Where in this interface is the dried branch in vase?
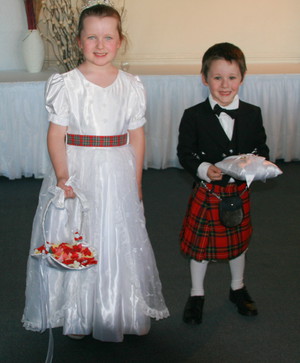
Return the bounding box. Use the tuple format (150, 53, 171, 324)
(33, 0, 43, 23)
(40, 0, 83, 72)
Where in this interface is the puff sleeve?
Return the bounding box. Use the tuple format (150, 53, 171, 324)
(127, 75, 147, 130)
(45, 73, 70, 126)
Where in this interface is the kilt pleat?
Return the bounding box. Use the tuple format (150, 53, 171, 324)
(180, 182, 252, 261)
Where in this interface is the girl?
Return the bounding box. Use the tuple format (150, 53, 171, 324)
(22, 1, 169, 342)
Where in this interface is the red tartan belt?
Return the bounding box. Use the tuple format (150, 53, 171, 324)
(67, 133, 128, 147)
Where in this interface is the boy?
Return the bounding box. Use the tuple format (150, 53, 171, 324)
(177, 42, 269, 324)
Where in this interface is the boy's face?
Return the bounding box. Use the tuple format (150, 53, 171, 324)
(202, 59, 244, 107)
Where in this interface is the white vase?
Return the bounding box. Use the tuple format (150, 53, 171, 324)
(22, 30, 45, 73)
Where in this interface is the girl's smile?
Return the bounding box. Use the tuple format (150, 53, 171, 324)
(202, 59, 244, 107)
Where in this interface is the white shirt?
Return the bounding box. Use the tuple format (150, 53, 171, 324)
(197, 95, 239, 182)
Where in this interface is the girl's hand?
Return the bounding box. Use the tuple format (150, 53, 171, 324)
(57, 178, 76, 199)
(137, 184, 143, 201)
(207, 165, 223, 181)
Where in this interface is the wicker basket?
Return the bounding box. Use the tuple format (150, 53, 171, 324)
(32, 190, 97, 270)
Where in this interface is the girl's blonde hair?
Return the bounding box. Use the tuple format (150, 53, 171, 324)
(78, 4, 127, 45)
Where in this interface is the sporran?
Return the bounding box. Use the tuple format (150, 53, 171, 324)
(219, 195, 243, 227)
(201, 181, 246, 228)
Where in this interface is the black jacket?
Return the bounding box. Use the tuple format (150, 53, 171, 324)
(177, 98, 270, 185)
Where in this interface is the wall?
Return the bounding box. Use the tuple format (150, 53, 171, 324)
(119, 0, 300, 72)
(0, 0, 27, 70)
(1, 0, 299, 73)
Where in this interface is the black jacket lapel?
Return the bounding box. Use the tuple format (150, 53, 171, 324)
(203, 99, 232, 150)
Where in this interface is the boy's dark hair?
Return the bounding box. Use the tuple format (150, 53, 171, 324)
(201, 42, 247, 80)
(77, 4, 126, 43)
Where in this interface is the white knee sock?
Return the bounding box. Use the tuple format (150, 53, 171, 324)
(229, 251, 246, 291)
(190, 259, 209, 296)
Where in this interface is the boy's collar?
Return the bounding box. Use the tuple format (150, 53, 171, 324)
(209, 94, 240, 110)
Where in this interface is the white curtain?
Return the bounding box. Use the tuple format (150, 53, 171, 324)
(1, 74, 300, 179)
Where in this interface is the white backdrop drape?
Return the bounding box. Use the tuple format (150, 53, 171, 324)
(1, 72, 300, 179)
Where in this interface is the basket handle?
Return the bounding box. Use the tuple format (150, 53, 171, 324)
(42, 182, 88, 246)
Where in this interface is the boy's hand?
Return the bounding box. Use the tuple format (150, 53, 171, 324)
(207, 165, 223, 181)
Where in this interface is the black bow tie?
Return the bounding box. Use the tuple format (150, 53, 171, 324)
(213, 104, 238, 118)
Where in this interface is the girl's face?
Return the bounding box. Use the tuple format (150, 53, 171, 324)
(202, 59, 244, 106)
(78, 15, 121, 68)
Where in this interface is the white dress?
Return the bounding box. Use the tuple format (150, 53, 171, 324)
(22, 69, 169, 342)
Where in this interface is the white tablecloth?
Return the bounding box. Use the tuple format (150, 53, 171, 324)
(1, 72, 300, 179)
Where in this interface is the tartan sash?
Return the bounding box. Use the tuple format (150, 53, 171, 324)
(67, 133, 128, 147)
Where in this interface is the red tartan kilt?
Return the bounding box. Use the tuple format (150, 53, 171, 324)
(180, 182, 252, 261)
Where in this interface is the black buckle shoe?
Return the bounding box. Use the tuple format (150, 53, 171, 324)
(183, 296, 204, 324)
(229, 286, 258, 316)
